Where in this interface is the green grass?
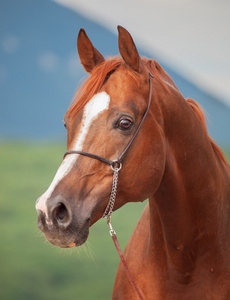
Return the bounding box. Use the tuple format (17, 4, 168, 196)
(0, 141, 146, 300)
(0, 142, 229, 300)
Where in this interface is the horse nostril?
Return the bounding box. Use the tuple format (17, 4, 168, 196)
(53, 202, 70, 225)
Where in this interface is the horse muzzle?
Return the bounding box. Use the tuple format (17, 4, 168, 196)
(36, 196, 90, 248)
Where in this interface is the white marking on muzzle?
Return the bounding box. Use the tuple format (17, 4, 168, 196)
(36, 92, 110, 217)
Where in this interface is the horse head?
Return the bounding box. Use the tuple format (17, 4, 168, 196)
(35, 26, 166, 248)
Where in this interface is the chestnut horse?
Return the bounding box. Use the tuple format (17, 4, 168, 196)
(36, 26, 230, 299)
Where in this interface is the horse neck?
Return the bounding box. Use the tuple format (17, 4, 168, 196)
(148, 89, 230, 279)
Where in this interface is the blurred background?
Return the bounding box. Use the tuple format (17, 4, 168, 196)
(0, 0, 229, 299)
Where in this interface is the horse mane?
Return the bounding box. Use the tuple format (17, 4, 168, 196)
(145, 58, 229, 169)
(186, 98, 229, 169)
(66, 57, 123, 117)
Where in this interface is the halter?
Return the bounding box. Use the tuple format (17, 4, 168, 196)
(64, 72, 153, 218)
(63, 72, 153, 299)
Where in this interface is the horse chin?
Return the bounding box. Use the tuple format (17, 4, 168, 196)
(72, 223, 90, 247)
(43, 219, 90, 248)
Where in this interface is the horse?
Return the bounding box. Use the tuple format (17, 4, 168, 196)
(36, 26, 230, 299)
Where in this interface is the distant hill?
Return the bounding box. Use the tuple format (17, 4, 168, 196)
(0, 0, 229, 147)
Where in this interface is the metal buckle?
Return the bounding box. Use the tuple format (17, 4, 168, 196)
(107, 216, 116, 236)
(111, 161, 122, 172)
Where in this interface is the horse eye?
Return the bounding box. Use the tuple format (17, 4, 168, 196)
(64, 123, 67, 129)
(118, 118, 133, 130)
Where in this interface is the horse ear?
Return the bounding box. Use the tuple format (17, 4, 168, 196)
(77, 28, 105, 73)
(118, 26, 141, 73)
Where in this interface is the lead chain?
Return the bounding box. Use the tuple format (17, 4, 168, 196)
(102, 168, 120, 219)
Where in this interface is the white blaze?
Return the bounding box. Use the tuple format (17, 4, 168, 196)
(36, 92, 110, 215)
